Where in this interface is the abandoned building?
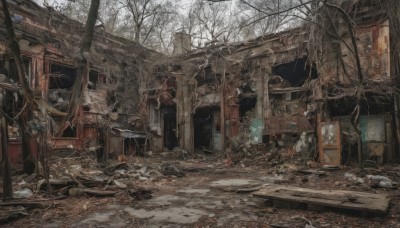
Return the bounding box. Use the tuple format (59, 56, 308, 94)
(0, 0, 399, 167)
(143, 0, 400, 166)
(1, 0, 400, 226)
(0, 0, 160, 164)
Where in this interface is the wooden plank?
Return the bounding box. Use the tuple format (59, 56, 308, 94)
(253, 185, 389, 214)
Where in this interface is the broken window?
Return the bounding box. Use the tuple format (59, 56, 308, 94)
(272, 57, 317, 87)
(239, 96, 257, 122)
(0, 56, 31, 84)
(48, 63, 78, 138)
(195, 65, 220, 86)
(62, 126, 77, 137)
(49, 64, 76, 89)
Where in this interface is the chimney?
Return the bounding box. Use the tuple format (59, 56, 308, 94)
(173, 32, 191, 55)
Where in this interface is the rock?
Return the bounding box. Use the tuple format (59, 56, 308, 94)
(113, 180, 127, 189)
(344, 172, 364, 184)
(68, 165, 82, 175)
(114, 169, 127, 176)
(68, 188, 85, 197)
(14, 188, 33, 199)
(138, 166, 148, 176)
(139, 176, 149, 181)
(301, 177, 308, 183)
(261, 207, 275, 214)
(128, 187, 153, 200)
(161, 164, 184, 177)
(367, 175, 393, 189)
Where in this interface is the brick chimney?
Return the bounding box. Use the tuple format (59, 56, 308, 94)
(173, 32, 191, 55)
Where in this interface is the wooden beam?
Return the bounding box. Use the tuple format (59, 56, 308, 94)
(253, 185, 390, 215)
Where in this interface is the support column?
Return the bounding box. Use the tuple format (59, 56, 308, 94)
(176, 73, 193, 153)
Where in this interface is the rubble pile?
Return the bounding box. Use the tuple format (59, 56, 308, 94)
(226, 110, 271, 162)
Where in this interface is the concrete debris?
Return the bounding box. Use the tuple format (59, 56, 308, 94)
(113, 180, 127, 189)
(128, 187, 153, 200)
(366, 175, 394, 189)
(161, 164, 184, 177)
(13, 189, 33, 199)
(344, 173, 365, 184)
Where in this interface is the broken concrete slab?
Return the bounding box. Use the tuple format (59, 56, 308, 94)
(177, 188, 211, 195)
(124, 207, 214, 224)
(210, 179, 260, 187)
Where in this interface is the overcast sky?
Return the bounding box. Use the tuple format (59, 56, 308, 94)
(33, 0, 197, 7)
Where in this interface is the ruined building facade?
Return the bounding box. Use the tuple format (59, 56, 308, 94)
(144, 0, 400, 165)
(0, 0, 399, 166)
(0, 1, 159, 163)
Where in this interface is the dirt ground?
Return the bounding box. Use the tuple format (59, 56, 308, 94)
(2, 151, 400, 228)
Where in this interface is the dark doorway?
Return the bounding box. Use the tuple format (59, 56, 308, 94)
(193, 108, 214, 150)
(163, 106, 178, 150)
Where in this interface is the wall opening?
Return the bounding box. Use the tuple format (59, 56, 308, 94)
(239, 96, 257, 122)
(49, 64, 77, 89)
(272, 57, 317, 87)
(62, 126, 77, 137)
(195, 65, 220, 86)
(193, 107, 214, 151)
(0, 56, 31, 84)
(48, 63, 78, 138)
(163, 106, 177, 150)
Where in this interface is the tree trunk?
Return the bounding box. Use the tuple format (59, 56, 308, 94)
(0, 88, 12, 199)
(135, 25, 141, 43)
(1, 0, 36, 176)
(57, 0, 100, 137)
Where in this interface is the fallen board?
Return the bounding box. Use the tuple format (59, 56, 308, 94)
(253, 185, 389, 215)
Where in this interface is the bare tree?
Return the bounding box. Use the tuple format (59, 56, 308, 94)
(57, 0, 100, 136)
(119, 0, 172, 44)
(1, 0, 38, 198)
